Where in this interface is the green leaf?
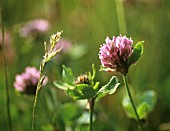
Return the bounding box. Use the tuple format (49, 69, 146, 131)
(93, 82, 100, 91)
(122, 96, 136, 119)
(67, 88, 84, 100)
(53, 81, 74, 91)
(87, 64, 96, 86)
(67, 84, 96, 100)
(98, 76, 120, 95)
(62, 65, 75, 85)
(127, 41, 144, 67)
(76, 84, 96, 99)
(122, 90, 157, 120)
(59, 103, 82, 126)
(138, 90, 157, 118)
(137, 102, 150, 119)
(92, 64, 96, 80)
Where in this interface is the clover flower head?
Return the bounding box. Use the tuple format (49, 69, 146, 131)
(13, 67, 48, 95)
(20, 19, 50, 38)
(99, 35, 133, 74)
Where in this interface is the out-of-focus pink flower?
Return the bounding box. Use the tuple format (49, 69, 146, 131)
(99, 35, 133, 74)
(20, 19, 50, 38)
(54, 39, 72, 53)
(14, 67, 48, 95)
(51, 38, 72, 62)
(0, 31, 12, 48)
(0, 31, 16, 64)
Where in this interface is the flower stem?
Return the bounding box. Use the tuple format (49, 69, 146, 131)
(88, 98, 95, 131)
(90, 109, 93, 131)
(0, 0, 12, 130)
(123, 75, 144, 131)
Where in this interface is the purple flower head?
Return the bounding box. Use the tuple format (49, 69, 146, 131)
(13, 67, 48, 95)
(99, 35, 133, 74)
(20, 19, 50, 38)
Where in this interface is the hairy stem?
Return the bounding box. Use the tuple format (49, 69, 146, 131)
(123, 75, 144, 131)
(0, 0, 12, 130)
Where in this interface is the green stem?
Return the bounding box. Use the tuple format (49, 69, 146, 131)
(0, 0, 12, 130)
(123, 75, 144, 131)
(88, 98, 94, 131)
(90, 109, 93, 131)
(32, 80, 42, 130)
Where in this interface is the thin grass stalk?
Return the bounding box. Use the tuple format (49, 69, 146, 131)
(0, 0, 12, 130)
(115, 0, 127, 35)
(32, 60, 46, 130)
(32, 31, 62, 130)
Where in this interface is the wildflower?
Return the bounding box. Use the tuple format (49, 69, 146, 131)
(20, 19, 50, 38)
(54, 64, 120, 131)
(99, 35, 133, 75)
(99, 35, 145, 130)
(13, 67, 48, 95)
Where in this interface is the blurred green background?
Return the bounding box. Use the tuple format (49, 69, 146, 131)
(1, 0, 170, 130)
